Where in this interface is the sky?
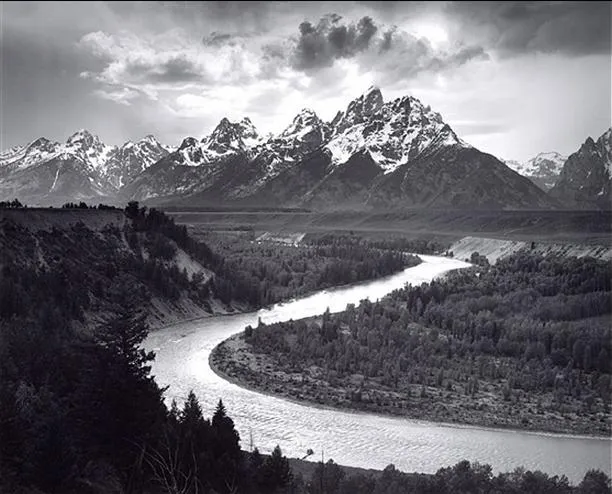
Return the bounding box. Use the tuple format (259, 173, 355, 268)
(0, 1, 610, 162)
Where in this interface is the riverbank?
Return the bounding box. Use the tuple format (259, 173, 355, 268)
(210, 332, 611, 438)
(146, 251, 425, 331)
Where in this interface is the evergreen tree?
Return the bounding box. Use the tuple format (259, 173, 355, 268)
(96, 299, 155, 379)
(210, 399, 243, 493)
(261, 445, 293, 491)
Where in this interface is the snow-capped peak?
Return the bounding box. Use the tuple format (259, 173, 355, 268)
(0, 137, 63, 171)
(0, 130, 172, 195)
(237, 117, 261, 146)
(333, 86, 384, 135)
(506, 151, 567, 177)
(64, 129, 117, 171)
(325, 90, 463, 173)
(66, 129, 99, 147)
(179, 137, 198, 151)
(280, 108, 326, 140)
(202, 117, 263, 155)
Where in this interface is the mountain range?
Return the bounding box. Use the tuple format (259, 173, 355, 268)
(504, 152, 567, 191)
(1, 87, 610, 210)
(0, 131, 170, 205)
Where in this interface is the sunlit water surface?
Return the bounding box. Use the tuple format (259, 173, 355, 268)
(144, 255, 611, 482)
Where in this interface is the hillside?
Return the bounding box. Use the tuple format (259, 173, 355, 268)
(0, 208, 223, 330)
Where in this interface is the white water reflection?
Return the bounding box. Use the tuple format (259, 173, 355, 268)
(144, 255, 611, 483)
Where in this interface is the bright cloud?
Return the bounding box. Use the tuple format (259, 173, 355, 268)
(2, 1, 610, 162)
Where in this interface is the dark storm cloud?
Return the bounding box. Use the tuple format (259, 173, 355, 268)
(202, 32, 236, 47)
(124, 55, 204, 83)
(292, 14, 379, 70)
(372, 29, 488, 82)
(438, 46, 489, 68)
(446, 1, 611, 56)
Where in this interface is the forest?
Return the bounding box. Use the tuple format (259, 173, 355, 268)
(1, 202, 610, 493)
(216, 251, 612, 436)
(193, 229, 422, 307)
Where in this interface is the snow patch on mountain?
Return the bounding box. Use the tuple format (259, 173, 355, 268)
(506, 152, 567, 177)
(0, 131, 172, 200)
(325, 90, 466, 173)
(0, 138, 62, 171)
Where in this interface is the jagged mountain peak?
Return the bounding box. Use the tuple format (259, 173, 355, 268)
(141, 134, 161, 144)
(27, 137, 59, 153)
(385, 94, 444, 124)
(325, 89, 463, 172)
(236, 117, 260, 142)
(280, 108, 326, 139)
(66, 129, 100, 146)
(121, 134, 165, 151)
(534, 151, 565, 160)
(334, 86, 385, 134)
(179, 137, 199, 151)
(505, 150, 567, 191)
(549, 127, 611, 208)
(204, 116, 262, 154)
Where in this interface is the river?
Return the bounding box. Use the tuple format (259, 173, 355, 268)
(143, 254, 611, 483)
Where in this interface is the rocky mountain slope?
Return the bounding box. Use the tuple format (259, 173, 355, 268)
(2, 87, 558, 210)
(125, 87, 553, 210)
(505, 152, 567, 191)
(0, 131, 169, 205)
(243, 88, 555, 209)
(549, 128, 611, 209)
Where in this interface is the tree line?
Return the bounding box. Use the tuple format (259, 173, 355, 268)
(199, 229, 421, 308)
(0, 202, 610, 492)
(242, 251, 611, 434)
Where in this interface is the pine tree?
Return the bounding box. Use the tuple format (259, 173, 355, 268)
(210, 399, 243, 492)
(180, 391, 204, 426)
(262, 445, 293, 490)
(96, 300, 155, 378)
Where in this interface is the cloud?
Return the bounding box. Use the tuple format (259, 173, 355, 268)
(124, 55, 205, 83)
(292, 14, 379, 70)
(75, 9, 493, 124)
(93, 87, 140, 106)
(446, 1, 611, 57)
(202, 32, 238, 47)
(78, 28, 269, 97)
(360, 28, 488, 85)
(78, 31, 207, 87)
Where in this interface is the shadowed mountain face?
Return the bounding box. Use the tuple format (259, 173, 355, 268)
(549, 128, 612, 210)
(2, 88, 558, 210)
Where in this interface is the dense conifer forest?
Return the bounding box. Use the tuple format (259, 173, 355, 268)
(214, 252, 612, 436)
(192, 230, 424, 307)
(1, 202, 610, 493)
